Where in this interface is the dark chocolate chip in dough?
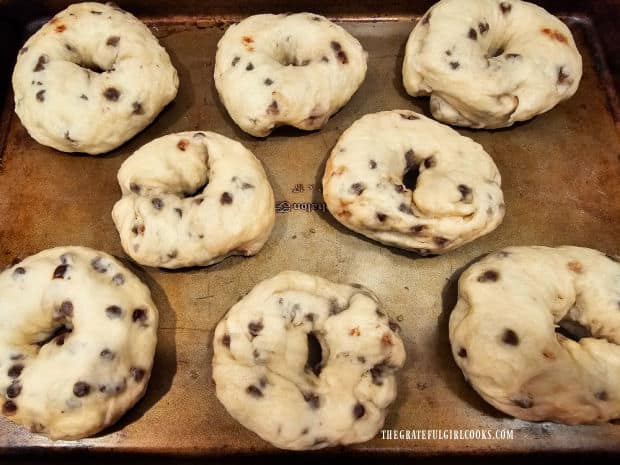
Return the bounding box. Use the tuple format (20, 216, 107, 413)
(100, 349, 115, 360)
(106, 36, 120, 46)
(264, 78, 273, 86)
(376, 308, 386, 318)
(395, 184, 405, 193)
(595, 390, 609, 401)
(369, 160, 377, 169)
(152, 198, 164, 210)
(388, 320, 401, 332)
(112, 273, 125, 285)
(103, 87, 120, 101)
(132, 101, 144, 115)
(421, 12, 431, 25)
(477, 270, 499, 282)
(350, 182, 366, 195)
(174, 208, 183, 218)
(19, 46, 28, 55)
(404, 149, 416, 170)
(8, 364, 24, 378)
(246, 62, 254, 71)
(105, 305, 122, 319)
(376, 213, 387, 223)
(458, 347, 467, 358)
(2, 400, 17, 416)
(330, 41, 342, 52)
(52, 264, 68, 279)
(433, 236, 449, 246)
(73, 381, 91, 397)
(246, 385, 263, 398)
(370, 362, 386, 386)
(36, 90, 46, 102)
(129, 182, 141, 193)
(336, 50, 348, 64)
(502, 329, 519, 346)
(303, 392, 320, 409)
(132, 308, 147, 323)
(220, 192, 233, 204)
(130, 367, 146, 382)
(248, 321, 263, 337)
(353, 402, 365, 419)
(91, 256, 107, 273)
(6, 381, 22, 398)
(458, 184, 472, 200)
(241, 182, 254, 189)
(167, 250, 178, 259)
(450, 61, 460, 70)
(305, 313, 315, 323)
(357, 356, 366, 363)
(321, 55, 329, 63)
(468, 28, 478, 40)
(328, 298, 341, 316)
(558, 66, 570, 85)
(58, 300, 73, 318)
(91, 10, 102, 14)
(424, 156, 436, 169)
(399, 203, 413, 215)
(33, 55, 48, 72)
(267, 100, 279, 115)
(232, 56, 240, 66)
(222, 334, 231, 347)
(13, 267, 26, 277)
(478, 22, 490, 35)
(500, 2, 512, 14)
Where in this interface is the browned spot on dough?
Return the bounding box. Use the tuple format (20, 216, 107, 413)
(381, 333, 393, 346)
(541, 28, 568, 44)
(567, 261, 583, 273)
(55, 24, 67, 33)
(177, 139, 189, 151)
(542, 349, 555, 360)
(350, 327, 361, 336)
(242, 36, 255, 52)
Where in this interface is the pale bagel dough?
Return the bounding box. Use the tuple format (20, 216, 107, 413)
(450, 246, 620, 424)
(403, 0, 582, 128)
(212, 271, 406, 450)
(12, 2, 179, 154)
(322, 110, 504, 255)
(214, 13, 367, 137)
(0, 246, 158, 439)
(112, 131, 275, 269)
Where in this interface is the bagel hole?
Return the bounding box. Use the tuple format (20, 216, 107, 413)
(403, 164, 420, 191)
(555, 318, 592, 342)
(305, 332, 323, 376)
(35, 324, 73, 347)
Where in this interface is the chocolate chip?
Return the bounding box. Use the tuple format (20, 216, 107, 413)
(303, 392, 320, 409)
(132, 308, 147, 323)
(91, 257, 107, 273)
(357, 356, 366, 363)
(91, 10, 102, 14)
(350, 182, 365, 195)
(502, 329, 519, 346)
(246, 385, 263, 398)
(468, 28, 478, 40)
(500, 2, 512, 14)
(369, 160, 377, 169)
(450, 61, 460, 70)
(13, 267, 26, 277)
(376, 213, 387, 222)
(248, 321, 263, 337)
(73, 381, 91, 397)
(220, 192, 233, 205)
(52, 264, 68, 279)
(222, 334, 231, 347)
(330, 41, 342, 51)
(478, 22, 490, 35)
(130, 367, 146, 382)
(112, 273, 125, 285)
(19, 46, 28, 55)
(395, 184, 405, 193)
(336, 50, 348, 64)
(152, 198, 164, 210)
(458, 347, 467, 358)
(264, 78, 273, 86)
(595, 390, 609, 401)
(388, 320, 401, 333)
(512, 396, 532, 409)
(458, 184, 472, 200)
(477, 270, 499, 282)
(241, 182, 254, 189)
(58, 300, 73, 318)
(6, 382, 22, 398)
(434, 237, 449, 246)
(103, 87, 120, 101)
(305, 313, 315, 323)
(177, 139, 189, 151)
(132, 101, 144, 115)
(100, 349, 115, 360)
(301, 428, 309, 435)
(33, 54, 48, 72)
(8, 364, 23, 378)
(246, 62, 254, 71)
(353, 402, 365, 419)
(376, 308, 386, 318)
(267, 100, 279, 115)
(558, 66, 569, 85)
(232, 56, 240, 66)
(370, 362, 386, 386)
(105, 305, 122, 319)
(106, 36, 120, 46)
(64, 131, 76, 143)
(398, 203, 413, 215)
(2, 400, 17, 415)
(424, 157, 436, 169)
(36, 90, 46, 102)
(404, 149, 416, 170)
(321, 56, 329, 63)
(174, 208, 183, 218)
(421, 12, 431, 24)
(194, 198, 204, 205)
(400, 113, 419, 120)
(328, 298, 341, 316)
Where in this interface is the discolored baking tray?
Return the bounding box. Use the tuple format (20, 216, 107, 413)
(1, 0, 620, 461)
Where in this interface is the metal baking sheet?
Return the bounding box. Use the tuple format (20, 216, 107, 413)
(1, 0, 620, 458)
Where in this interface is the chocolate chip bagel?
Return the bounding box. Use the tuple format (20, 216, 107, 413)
(450, 246, 620, 424)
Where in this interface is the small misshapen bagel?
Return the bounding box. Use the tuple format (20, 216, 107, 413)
(449, 246, 620, 424)
(12, 2, 179, 154)
(112, 131, 275, 269)
(212, 271, 405, 450)
(214, 13, 367, 137)
(403, 0, 582, 128)
(0, 246, 158, 439)
(322, 110, 504, 255)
